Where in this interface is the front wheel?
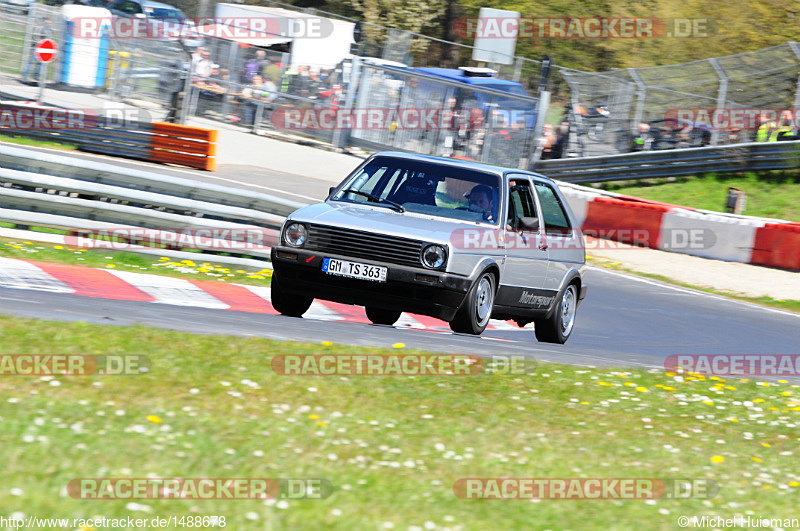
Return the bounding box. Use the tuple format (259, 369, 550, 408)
(534, 283, 578, 344)
(449, 272, 495, 335)
(270, 271, 312, 317)
(365, 307, 401, 325)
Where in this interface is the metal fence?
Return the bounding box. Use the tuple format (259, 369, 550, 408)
(4, 3, 800, 174)
(347, 62, 539, 167)
(560, 43, 800, 158)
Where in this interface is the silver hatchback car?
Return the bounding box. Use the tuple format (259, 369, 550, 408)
(270, 152, 587, 343)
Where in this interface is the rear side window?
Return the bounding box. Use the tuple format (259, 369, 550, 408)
(534, 182, 571, 232)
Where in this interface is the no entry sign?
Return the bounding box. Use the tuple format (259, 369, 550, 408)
(34, 39, 57, 63)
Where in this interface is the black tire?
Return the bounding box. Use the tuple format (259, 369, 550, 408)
(365, 307, 401, 325)
(534, 283, 578, 344)
(270, 270, 312, 317)
(449, 271, 495, 335)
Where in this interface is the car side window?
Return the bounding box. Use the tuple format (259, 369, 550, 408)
(534, 182, 571, 233)
(506, 179, 537, 231)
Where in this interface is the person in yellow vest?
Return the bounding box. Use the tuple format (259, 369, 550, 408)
(756, 114, 777, 142)
(769, 111, 796, 141)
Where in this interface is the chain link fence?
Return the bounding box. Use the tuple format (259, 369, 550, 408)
(561, 43, 800, 157)
(3, 3, 800, 169)
(346, 62, 539, 167)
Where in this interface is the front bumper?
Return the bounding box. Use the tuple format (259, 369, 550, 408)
(270, 246, 473, 321)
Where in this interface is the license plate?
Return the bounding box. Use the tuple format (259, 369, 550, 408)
(322, 258, 387, 282)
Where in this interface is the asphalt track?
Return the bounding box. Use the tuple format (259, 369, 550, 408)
(1, 146, 799, 370)
(1, 265, 798, 371)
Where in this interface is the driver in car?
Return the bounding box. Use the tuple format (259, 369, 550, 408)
(468, 185, 495, 222)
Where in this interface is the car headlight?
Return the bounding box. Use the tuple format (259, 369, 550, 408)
(421, 244, 447, 269)
(284, 222, 307, 247)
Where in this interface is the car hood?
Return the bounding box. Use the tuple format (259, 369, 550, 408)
(287, 201, 497, 247)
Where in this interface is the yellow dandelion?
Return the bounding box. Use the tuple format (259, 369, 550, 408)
(729, 418, 739, 422)
(236, 270, 247, 274)
(321, 341, 333, 346)
(309, 414, 320, 420)
(762, 485, 772, 490)
(316, 422, 328, 427)
(107, 264, 116, 268)
(781, 391, 792, 396)
(663, 386, 675, 391)
(54, 245, 64, 249)
(182, 260, 196, 265)
(789, 482, 799, 487)
(624, 382, 636, 387)
(580, 401, 589, 405)
(709, 376, 723, 382)
(703, 400, 714, 406)
(159, 257, 170, 261)
(769, 406, 779, 411)
(246, 275, 265, 279)
(725, 386, 736, 390)
(146, 415, 162, 424)
(740, 379, 750, 382)
(636, 386, 648, 392)
(761, 443, 771, 448)
(666, 372, 676, 377)
(778, 380, 788, 384)
(392, 343, 405, 349)
(753, 398, 765, 403)
(710, 455, 724, 463)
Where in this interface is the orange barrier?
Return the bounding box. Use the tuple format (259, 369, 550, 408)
(148, 122, 217, 171)
(582, 196, 671, 249)
(750, 223, 800, 270)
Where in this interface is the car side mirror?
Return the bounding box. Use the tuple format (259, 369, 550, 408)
(328, 186, 336, 197)
(518, 217, 539, 230)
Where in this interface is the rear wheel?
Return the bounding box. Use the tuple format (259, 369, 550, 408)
(270, 270, 312, 317)
(449, 271, 495, 335)
(366, 307, 401, 325)
(534, 283, 578, 344)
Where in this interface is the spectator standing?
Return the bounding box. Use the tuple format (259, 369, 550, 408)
(22, 17, 54, 84)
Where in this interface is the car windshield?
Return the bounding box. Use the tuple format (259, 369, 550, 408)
(147, 7, 184, 18)
(333, 157, 501, 224)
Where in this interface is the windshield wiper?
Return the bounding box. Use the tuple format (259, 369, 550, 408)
(341, 189, 405, 212)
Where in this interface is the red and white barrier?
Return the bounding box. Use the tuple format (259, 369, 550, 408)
(559, 183, 799, 271)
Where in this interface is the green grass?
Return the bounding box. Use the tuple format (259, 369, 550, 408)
(0, 134, 78, 150)
(0, 315, 798, 528)
(597, 172, 800, 222)
(0, 237, 273, 286)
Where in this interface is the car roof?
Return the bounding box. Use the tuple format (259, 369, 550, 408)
(368, 151, 554, 183)
(412, 67, 525, 88)
(132, 0, 178, 9)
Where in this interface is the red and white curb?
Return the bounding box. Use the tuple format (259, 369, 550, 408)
(0, 257, 528, 334)
(560, 183, 800, 270)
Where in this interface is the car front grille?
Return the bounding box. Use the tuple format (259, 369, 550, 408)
(306, 224, 424, 268)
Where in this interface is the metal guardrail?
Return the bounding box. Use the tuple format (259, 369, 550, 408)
(0, 143, 306, 216)
(536, 140, 800, 183)
(0, 145, 308, 266)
